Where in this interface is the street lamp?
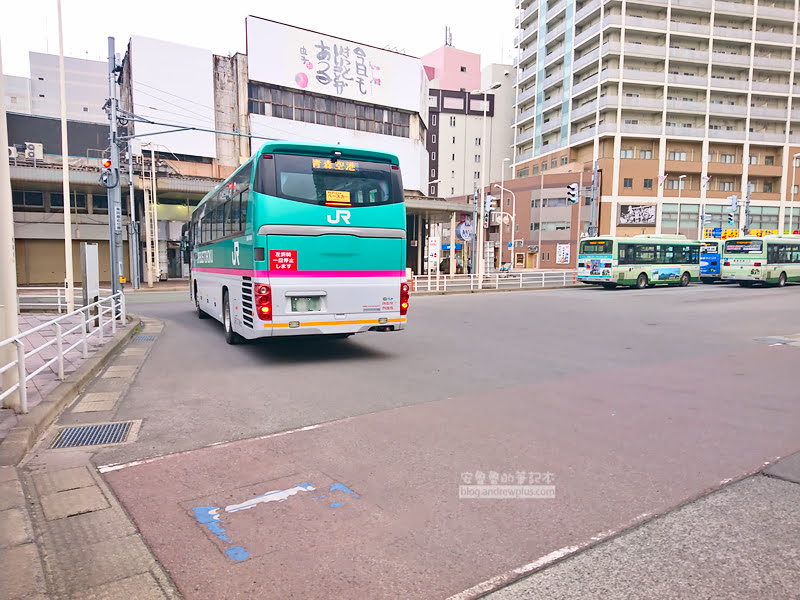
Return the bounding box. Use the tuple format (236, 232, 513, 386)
(790, 153, 800, 234)
(494, 183, 516, 271)
(471, 81, 502, 288)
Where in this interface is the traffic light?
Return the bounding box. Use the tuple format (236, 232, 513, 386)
(727, 194, 738, 226)
(100, 159, 112, 187)
(702, 213, 712, 226)
(484, 194, 494, 214)
(566, 183, 579, 204)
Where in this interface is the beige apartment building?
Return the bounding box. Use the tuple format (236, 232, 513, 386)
(512, 0, 800, 240)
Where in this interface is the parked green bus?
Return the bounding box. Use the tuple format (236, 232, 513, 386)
(720, 234, 800, 287)
(578, 234, 700, 289)
(188, 142, 408, 344)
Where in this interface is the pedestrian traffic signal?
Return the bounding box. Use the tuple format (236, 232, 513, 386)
(566, 183, 579, 204)
(727, 211, 736, 225)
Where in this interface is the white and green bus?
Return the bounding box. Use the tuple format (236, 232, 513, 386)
(578, 234, 700, 289)
(720, 234, 800, 287)
(188, 141, 409, 344)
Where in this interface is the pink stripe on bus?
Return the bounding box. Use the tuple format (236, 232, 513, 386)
(193, 267, 404, 278)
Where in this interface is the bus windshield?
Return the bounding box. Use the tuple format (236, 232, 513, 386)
(257, 153, 402, 207)
(580, 240, 613, 254)
(725, 240, 763, 254)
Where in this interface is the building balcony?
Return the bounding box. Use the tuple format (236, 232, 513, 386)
(540, 119, 563, 136)
(669, 48, 710, 63)
(541, 95, 563, 112)
(515, 149, 533, 164)
(757, 4, 795, 19)
(599, 95, 620, 111)
(575, 0, 601, 25)
(712, 78, 749, 91)
(748, 164, 783, 177)
(752, 55, 792, 71)
(668, 73, 708, 87)
(709, 103, 748, 117)
(570, 127, 598, 144)
(791, 108, 800, 121)
(666, 99, 705, 113)
(713, 26, 753, 41)
(628, 0, 667, 5)
(515, 85, 537, 107)
(749, 131, 785, 143)
(547, 0, 567, 23)
(624, 16, 668, 31)
(573, 48, 600, 72)
(750, 106, 788, 120)
(665, 160, 703, 173)
(755, 30, 794, 45)
(715, 0, 756, 16)
(671, 0, 713, 10)
(711, 52, 752, 68)
(543, 70, 565, 92)
(621, 123, 662, 135)
(515, 2, 538, 28)
(669, 21, 711, 36)
(623, 68, 666, 84)
(707, 129, 746, 140)
(572, 73, 600, 96)
(626, 96, 663, 111)
(665, 126, 705, 138)
(546, 22, 567, 45)
(623, 42, 667, 59)
(515, 106, 536, 127)
(515, 128, 535, 145)
(544, 46, 566, 69)
(707, 162, 744, 175)
(574, 22, 602, 47)
(751, 81, 790, 94)
(514, 44, 538, 68)
(516, 23, 537, 48)
(570, 99, 598, 120)
(517, 65, 537, 87)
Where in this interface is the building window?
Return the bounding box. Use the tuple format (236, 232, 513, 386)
(460, 66, 467, 72)
(765, 156, 774, 166)
(749, 156, 758, 165)
(560, 156, 568, 165)
(452, 154, 456, 160)
(452, 136, 456, 143)
(620, 149, 634, 158)
(624, 119, 639, 125)
(431, 114, 437, 126)
(50, 193, 87, 210)
(431, 134, 436, 143)
(551, 159, 557, 168)
(83, 107, 88, 112)
(623, 178, 633, 188)
(669, 151, 687, 161)
(793, 185, 799, 194)
(431, 168, 436, 178)
(721, 154, 735, 163)
(92, 194, 109, 212)
(643, 179, 653, 189)
(506, 197, 511, 207)
(720, 181, 734, 191)
(451, 170, 455, 178)
(667, 179, 686, 190)
(763, 182, 773, 193)
(640, 150, 653, 159)
(475, 154, 481, 163)
(542, 162, 548, 171)
(450, 116, 456, 126)
(519, 167, 530, 177)
(431, 151, 436, 160)
(474, 171, 480, 179)
(475, 137, 481, 146)
(451, 187, 455, 195)
(531, 165, 539, 175)
(11, 190, 44, 209)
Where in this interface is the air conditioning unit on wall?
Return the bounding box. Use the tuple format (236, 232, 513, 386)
(24, 142, 44, 160)
(8, 146, 18, 159)
(528, 245, 539, 253)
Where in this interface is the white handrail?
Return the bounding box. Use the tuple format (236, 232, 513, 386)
(410, 270, 578, 293)
(0, 292, 127, 414)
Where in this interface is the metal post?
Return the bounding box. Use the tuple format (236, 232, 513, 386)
(478, 92, 488, 290)
(15, 339, 27, 414)
(744, 186, 751, 235)
(589, 161, 598, 237)
(1, 39, 22, 410)
(143, 186, 154, 288)
(98, 301, 104, 344)
(111, 296, 117, 335)
(58, 0, 75, 313)
(121, 293, 126, 325)
(55, 322, 64, 380)
(151, 144, 161, 282)
(790, 154, 800, 235)
(471, 182, 478, 276)
(107, 37, 123, 297)
(128, 147, 140, 288)
(81, 311, 89, 358)
(57, 287, 62, 314)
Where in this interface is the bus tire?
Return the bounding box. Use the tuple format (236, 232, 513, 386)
(635, 273, 648, 289)
(777, 272, 787, 287)
(196, 285, 209, 319)
(223, 291, 243, 345)
(679, 271, 691, 287)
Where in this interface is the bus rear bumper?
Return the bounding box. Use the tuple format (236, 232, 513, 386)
(260, 314, 406, 337)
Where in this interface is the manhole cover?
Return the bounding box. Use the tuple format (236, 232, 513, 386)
(133, 334, 156, 341)
(50, 422, 133, 449)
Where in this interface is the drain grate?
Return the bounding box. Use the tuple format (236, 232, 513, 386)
(133, 334, 156, 341)
(50, 422, 133, 449)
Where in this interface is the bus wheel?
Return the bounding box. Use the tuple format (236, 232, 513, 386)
(777, 272, 787, 287)
(679, 271, 691, 287)
(636, 273, 648, 289)
(223, 291, 243, 345)
(196, 287, 209, 319)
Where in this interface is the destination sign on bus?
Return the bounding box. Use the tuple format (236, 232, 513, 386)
(725, 240, 763, 254)
(312, 158, 357, 172)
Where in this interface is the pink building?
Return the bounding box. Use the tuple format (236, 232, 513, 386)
(420, 46, 481, 93)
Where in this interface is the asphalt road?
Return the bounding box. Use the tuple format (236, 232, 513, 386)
(83, 283, 800, 599)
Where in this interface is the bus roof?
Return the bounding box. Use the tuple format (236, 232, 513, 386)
(722, 234, 800, 242)
(254, 141, 401, 166)
(580, 234, 698, 244)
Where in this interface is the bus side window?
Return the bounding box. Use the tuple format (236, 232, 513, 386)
(223, 201, 233, 237)
(239, 187, 249, 231)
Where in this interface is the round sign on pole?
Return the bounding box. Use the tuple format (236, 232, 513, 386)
(456, 222, 473, 241)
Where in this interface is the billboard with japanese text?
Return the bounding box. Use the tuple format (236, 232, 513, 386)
(246, 18, 428, 117)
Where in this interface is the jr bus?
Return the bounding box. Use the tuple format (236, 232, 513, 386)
(577, 234, 700, 289)
(720, 234, 800, 287)
(699, 240, 721, 284)
(188, 142, 409, 344)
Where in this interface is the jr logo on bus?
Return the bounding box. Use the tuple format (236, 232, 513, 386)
(327, 209, 351, 225)
(232, 241, 240, 266)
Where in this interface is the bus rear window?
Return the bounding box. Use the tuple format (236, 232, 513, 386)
(580, 240, 613, 254)
(700, 243, 719, 253)
(725, 240, 763, 254)
(257, 153, 402, 207)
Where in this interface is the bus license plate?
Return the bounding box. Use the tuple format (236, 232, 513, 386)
(290, 297, 321, 312)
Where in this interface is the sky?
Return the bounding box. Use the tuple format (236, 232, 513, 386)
(1, 0, 518, 78)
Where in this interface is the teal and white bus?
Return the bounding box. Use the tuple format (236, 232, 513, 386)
(578, 234, 700, 289)
(188, 142, 408, 344)
(720, 234, 800, 287)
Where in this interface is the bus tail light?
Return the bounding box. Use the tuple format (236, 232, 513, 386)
(255, 284, 272, 321)
(724, 261, 730, 266)
(578, 262, 585, 268)
(604, 263, 612, 268)
(753, 262, 761, 267)
(400, 283, 409, 316)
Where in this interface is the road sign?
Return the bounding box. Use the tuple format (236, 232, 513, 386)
(455, 222, 473, 241)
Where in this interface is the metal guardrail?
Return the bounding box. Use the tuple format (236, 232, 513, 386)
(410, 270, 579, 293)
(17, 287, 113, 312)
(0, 292, 127, 414)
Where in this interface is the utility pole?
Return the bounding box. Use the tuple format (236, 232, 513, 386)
(150, 144, 161, 282)
(471, 181, 478, 275)
(127, 148, 140, 288)
(0, 41, 22, 409)
(743, 184, 751, 235)
(589, 161, 599, 237)
(106, 37, 123, 296)
(57, 0, 75, 312)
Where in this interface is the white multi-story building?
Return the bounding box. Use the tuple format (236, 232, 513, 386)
(513, 0, 800, 237)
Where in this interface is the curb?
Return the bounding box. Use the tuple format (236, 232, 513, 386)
(0, 315, 142, 467)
